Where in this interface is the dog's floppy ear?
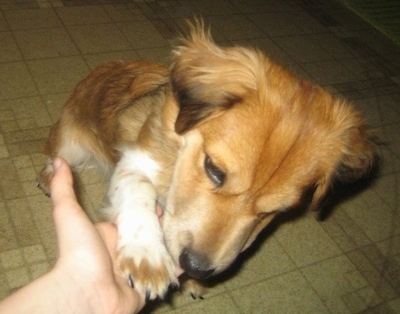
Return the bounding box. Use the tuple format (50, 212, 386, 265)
(171, 21, 263, 134)
(310, 104, 377, 211)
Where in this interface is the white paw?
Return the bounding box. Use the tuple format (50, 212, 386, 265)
(117, 242, 178, 300)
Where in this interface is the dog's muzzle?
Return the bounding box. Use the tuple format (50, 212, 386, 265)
(179, 248, 215, 279)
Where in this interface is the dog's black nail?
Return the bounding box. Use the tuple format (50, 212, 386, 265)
(199, 295, 204, 300)
(128, 274, 134, 288)
(190, 293, 196, 299)
(145, 291, 151, 302)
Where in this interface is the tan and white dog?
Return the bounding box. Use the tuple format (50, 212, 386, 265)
(38, 23, 376, 299)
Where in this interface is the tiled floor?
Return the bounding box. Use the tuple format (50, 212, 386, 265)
(0, 0, 399, 313)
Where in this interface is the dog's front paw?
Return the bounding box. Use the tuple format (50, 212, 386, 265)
(118, 244, 178, 300)
(179, 275, 206, 299)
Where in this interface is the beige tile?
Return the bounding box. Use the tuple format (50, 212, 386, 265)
(22, 181, 43, 197)
(118, 20, 168, 49)
(378, 146, 400, 175)
(27, 56, 89, 94)
(0, 32, 22, 62)
(0, 62, 37, 99)
(0, 202, 18, 252)
(330, 209, 372, 248)
(173, 294, 240, 314)
(347, 250, 397, 300)
(103, 4, 146, 22)
(0, 159, 23, 200)
(11, 154, 32, 171)
(5, 267, 30, 289)
(28, 195, 56, 259)
(14, 28, 79, 59)
(29, 261, 50, 280)
(4, 8, 62, 30)
(301, 255, 367, 313)
(224, 236, 296, 290)
(231, 271, 328, 313)
(321, 215, 361, 252)
(23, 244, 47, 263)
(0, 145, 9, 158)
(16, 166, 37, 182)
(67, 23, 131, 54)
(0, 271, 10, 300)
(343, 189, 398, 242)
(84, 50, 140, 69)
(0, 109, 14, 121)
(209, 15, 264, 40)
(42, 93, 68, 122)
(384, 123, 400, 158)
(136, 46, 173, 65)
(0, 11, 8, 31)
(358, 285, 383, 308)
(8, 198, 41, 247)
(376, 235, 400, 257)
(373, 173, 400, 210)
(3, 127, 49, 145)
(341, 290, 368, 313)
(388, 298, 400, 312)
(56, 6, 111, 25)
(17, 118, 36, 130)
(274, 214, 342, 267)
(1, 97, 49, 126)
(0, 249, 24, 269)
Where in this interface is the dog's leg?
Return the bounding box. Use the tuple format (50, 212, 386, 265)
(38, 119, 94, 196)
(104, 148, 177, 299)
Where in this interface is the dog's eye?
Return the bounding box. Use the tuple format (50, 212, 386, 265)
(204, 155, 225, 187)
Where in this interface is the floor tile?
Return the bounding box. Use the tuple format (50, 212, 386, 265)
(224, 236, 296, 290)
(118, 20, 168, 49)
(274, 214, 342, 267)
(343, 189, 398, 242)
(172, 294, 240, 314)
(230, 271, 329, 313)
(303, 60, 359, 85)
(67, 23, 131, 54)
(249, 12, 307, 37)
(27, 56, 89, 94)
(208, 15, 264, 40)
(84, 50, 140, 69)
(0, 62, 37, 99)
(301, 255, 368, 313)
(4, 8, 62, 30)
(0, 32, 22, 62)
(55, 5, 111, 25)
(273, 35, 335, 63)
(14, 27, 79, 59)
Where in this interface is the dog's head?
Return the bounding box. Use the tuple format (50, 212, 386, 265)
(163, 23, 376, 280)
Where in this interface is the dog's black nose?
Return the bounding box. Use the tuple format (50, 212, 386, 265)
(179, 249, 215, 279)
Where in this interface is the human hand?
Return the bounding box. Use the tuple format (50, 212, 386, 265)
(50, 157, 145, 313)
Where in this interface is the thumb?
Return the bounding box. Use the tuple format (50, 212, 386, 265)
(50, 158, 95, 256)
(50, 158, 77, 209)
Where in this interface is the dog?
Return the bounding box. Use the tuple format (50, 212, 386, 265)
(38, 22, 376, 300)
